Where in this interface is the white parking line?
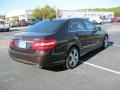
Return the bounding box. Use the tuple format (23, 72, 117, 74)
(3, 77, 16, 82)
(83, 62, 120, 75)
(0, 71, 19, 76)
(113, 44, 120, 47)
(0, 36, 9, 40)
(0, 46, 8, 49)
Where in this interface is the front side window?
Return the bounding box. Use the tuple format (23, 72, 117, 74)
(83, 20, 95, 31)
(69, 20, 86, 31)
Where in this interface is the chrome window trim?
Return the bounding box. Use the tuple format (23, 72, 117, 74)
(68, 30, 92, 32)
(68, 19, 88, 33)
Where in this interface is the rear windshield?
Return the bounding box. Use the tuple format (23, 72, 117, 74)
(26, 20, 65, 33)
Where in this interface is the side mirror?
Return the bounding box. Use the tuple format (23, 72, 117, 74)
(93, 27, 101, 33)
(93, 29, 97, 32)
(96, 27, 102, 31)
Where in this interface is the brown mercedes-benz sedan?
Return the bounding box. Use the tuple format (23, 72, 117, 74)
(9, 18, 108, 69)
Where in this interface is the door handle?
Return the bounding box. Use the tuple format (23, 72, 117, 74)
(76, 33, 79, 37)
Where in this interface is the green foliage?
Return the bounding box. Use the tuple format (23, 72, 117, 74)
(32, 8, 42, 19)
(32, 5, 120, 19)
(92, 7, 120, 17)
(0, 15, 5, 20)
(32, 5, 56, 20)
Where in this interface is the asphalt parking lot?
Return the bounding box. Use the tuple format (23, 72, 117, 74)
(0, 23, 120, 90)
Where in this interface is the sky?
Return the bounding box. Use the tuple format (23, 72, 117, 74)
(0, 0, 120, 14)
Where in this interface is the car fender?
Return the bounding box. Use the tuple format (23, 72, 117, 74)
(67, 39, 80, 53)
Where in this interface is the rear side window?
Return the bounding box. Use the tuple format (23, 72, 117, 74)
(83, 20, 95, 31)
(26, 20, 64, 33)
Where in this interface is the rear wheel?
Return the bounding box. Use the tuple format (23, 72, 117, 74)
(66, 47, 79, 69)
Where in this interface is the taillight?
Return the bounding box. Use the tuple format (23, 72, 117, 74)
(10, 39, 15, 47)
(32, 39, 57, 50)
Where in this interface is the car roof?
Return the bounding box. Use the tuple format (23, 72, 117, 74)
(43, 18, 85, 23)
(54, 18, 84, 21)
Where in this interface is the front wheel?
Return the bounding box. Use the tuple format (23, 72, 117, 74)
(65, 47, 80, 69)
(6, 28, 10, 32)
(103, 36, 108, 49)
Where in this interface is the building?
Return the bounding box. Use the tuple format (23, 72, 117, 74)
(6, 9, 114, 23)
(0, 15, 5, 20)
(6, 9, 34, 22)
(59, 10, 114, 19)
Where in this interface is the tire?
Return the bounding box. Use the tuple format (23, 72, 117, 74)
(65, 47, 80, 69)
(102, 36, 108, 49)
(6, 29, 9, 32)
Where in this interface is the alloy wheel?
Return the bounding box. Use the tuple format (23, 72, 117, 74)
(104, 36, 108, 48)
(66, 47, 79, 69)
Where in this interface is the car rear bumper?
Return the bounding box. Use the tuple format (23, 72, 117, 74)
(9, 48, 66, 67)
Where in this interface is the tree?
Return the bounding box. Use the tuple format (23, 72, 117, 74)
(0, 15, 5, 20)
(32, 7, 42, 19)
(92, 6, 120, 17)
(32, 5, 56, 20)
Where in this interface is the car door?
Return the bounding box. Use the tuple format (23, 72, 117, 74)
(77, 19, 98, 54)
(68, 19, 95, 55)
(83, 19, 103, 50)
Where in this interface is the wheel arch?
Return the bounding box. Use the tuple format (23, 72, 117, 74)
(105, 34, 109, 38)
(104, 34, 109, 42)
(67, 43, 80, 55)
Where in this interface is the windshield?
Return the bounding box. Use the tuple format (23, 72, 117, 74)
(26, 20, 65, 33)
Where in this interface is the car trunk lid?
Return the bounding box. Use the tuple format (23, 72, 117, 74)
(10, 32, 53, 54)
